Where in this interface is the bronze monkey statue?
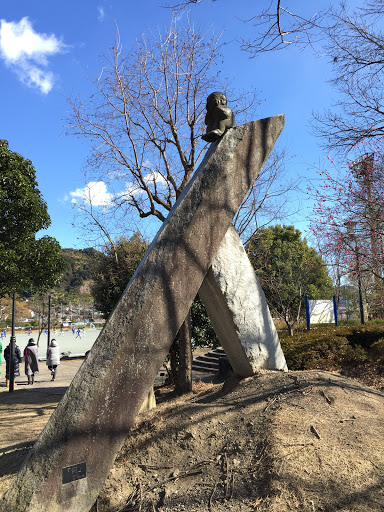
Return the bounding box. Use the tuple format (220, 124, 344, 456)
(202, 91, 235, 143)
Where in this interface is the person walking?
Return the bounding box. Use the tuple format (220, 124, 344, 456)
(4, 340, 22, 387)
(46, 338, 60, 381)
(24, 338, 39, 385)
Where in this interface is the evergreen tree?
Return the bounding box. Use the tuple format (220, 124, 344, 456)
(247, 225, 333, 335)
(0, 140, 65, 296)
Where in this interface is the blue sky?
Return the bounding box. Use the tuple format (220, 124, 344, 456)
(0, 0, 348, 249)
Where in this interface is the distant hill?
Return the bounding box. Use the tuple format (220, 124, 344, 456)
(0, 248, 103, 325)
(60, 247, 101, 296)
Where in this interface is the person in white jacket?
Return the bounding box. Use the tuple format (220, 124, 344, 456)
(46, 339, 60, 381)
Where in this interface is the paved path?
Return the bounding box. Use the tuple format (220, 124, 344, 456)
(0, 358, 85, 393)
(2, 328, 102, 360)
(0, 351, 216, 393)
(0, 358, 172, 393)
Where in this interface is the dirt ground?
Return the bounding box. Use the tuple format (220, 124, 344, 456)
(94, 371, 384, 512)
(0, 359, 82, 498)
(1, 365, 384, 511)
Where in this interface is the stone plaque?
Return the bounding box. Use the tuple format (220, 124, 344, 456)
(62, 463, 86, 484)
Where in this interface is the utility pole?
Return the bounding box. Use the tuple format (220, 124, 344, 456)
(9, 293, 16, 393)
(47, 295, 51, 349)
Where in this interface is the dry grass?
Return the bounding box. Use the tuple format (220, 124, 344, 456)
(192, 380, 215, 394)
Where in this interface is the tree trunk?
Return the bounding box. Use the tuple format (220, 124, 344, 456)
(176, 310, 193, 395)
(166, 339, 178, 385)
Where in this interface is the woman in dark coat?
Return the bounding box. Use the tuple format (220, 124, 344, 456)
(24, 338, 39, 385)
(4, 341, 23, 387)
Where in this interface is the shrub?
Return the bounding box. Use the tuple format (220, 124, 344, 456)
(340, 345, 368, 366)
(369, 338, 384, 363)
(279, 321, 384, 371)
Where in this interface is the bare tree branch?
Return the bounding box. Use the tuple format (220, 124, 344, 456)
(67, 15, 265, 240)
(313, 3, 384, 152)
(234, 149, 302, 245)
(167, 0, 328, 55)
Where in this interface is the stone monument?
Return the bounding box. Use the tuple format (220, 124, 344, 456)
(1, 114, 285, 512)
(200, 225, 287, 375)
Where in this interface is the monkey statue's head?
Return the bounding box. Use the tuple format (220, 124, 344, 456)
(206, 91, 227, 111)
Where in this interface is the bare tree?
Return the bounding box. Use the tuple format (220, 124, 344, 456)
(308, 151, 384, 317)
(68, 16, 298, 391)
(71, 180, 122, 265)
(239, 1, 327, 55)
(234, 148, 301, 245)
(68, 17, 260, 393)
(314, 3, 384, 152)
(169, 0, 328, 54)
(68, 19, 237, 223)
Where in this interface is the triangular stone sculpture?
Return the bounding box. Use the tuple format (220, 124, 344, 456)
(199, 224, 287, 374)
(1, 116, 285, 512)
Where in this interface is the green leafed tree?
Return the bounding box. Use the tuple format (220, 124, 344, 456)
(246, 225, 333, 335)
(92, 233, 219, 385)
(0, 140, 65, 297)
(190, 294, 219, 349)
(92, 233, 149, 318)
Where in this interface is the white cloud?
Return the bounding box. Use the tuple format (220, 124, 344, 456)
(97, 6, 105, 22)
(70, 181, 113, 207)
(118, 172, 168, 199)
(69, 173, 169, 210)
(0, 17, 64, 94)
(144, 170, 168, 186)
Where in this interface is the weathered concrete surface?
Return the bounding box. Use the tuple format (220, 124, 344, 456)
(138, 387, 156, 413)
(199, 225, 288, 376)
(1, 116, 284, 512)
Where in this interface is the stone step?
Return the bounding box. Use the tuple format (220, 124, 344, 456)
(194, 354, 220, 364)
(191, 361, 219, 373)
(191, 347, 226, 373)
(193, 357, 219, 368)
(210, 348, 225, 356)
